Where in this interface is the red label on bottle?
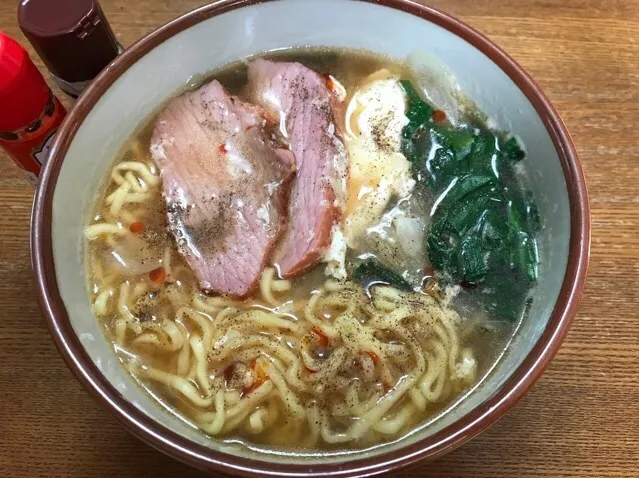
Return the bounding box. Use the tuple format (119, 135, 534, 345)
(0, 94, 66, 184)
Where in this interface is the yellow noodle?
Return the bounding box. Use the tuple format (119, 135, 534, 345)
(88, 189, 475, 447)
(304, 402, 322, 447)
(304, 292, 340, 339)
(408, 387, 427, 411)
(125, 171, 146, 193)
(222, 381, 274, 433)
(92, 289, 112, 316)
(117, 282, 141, 334)
(176, 336, 190, 376)
(109, 183, 131, 216)
(271, 300, 297, 316)
(217, 309, 304, 336)
(114, 161, 160, 186)
(162, 320, 186, 351)
(132, 332, 164, 348)
(420, 341, 447, 401)
(178, 307, 214, 349)
(192, 293, 223, 315)
(201, 295, 248, 309)
(199, 390, 226, 434)
(114, 318, 127, 345)
(132, 281, 148, 300)
(301, 347, 347, 383)
(263, 360, 306, 419)
(360, 353, 376, 382)
(324, 279, 349, 293)
(259, 267, 278, 306)
(265, 397, 280, 428)
(211, 334, 300, 366)
(133, 364, 214, 407)
(248, 408, 268, 434)
(121, 192, 153, 204)
(190, 335, 211, 396)
(118, 209, 139, 225)
(272, 279, 291, 292)
(225, 390, 241, 406)
(373, 402, 416, 435)
(285, 362, 313, 393)
(85, 223, 125, 239)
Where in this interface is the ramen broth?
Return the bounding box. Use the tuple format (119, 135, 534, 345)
(86, 48, 535, 451)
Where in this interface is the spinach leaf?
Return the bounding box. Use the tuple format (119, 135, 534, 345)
(400, 80, 434, 170)
(460, 232, 489, 283)
(427, 220, 461, 279)
(400, 80, 434, 139)
(353, 258, 414, 292)
(398, 80, 540, 321)
(433, 174, 495, 215)
(501, 136, 526, 161)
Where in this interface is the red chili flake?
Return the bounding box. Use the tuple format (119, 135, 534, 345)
(312, 327, 329, 347)
(245, 125, 254, 132)
(223, 363, 236, 382)
(423, 265, 434, 278)
(326, 76, 335, 91)
(383, 381, 393, 393)
(129, 221, 145, 234)
(218, 143, 227, 154)
(242, 359, 269, 397)
(149, 267, 166, 283)
(242, 381, 265, 397)
(432, 109, 447, 122)
(365, 351, 380, 365)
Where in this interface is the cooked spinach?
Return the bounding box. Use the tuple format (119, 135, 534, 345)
(353, 258, 414, 292)
(400, 80, 434, 169)
(400, 80, 434, 139)
(400, 81, 540, 320)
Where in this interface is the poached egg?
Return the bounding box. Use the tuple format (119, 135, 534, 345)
(323, 69, 417, 278)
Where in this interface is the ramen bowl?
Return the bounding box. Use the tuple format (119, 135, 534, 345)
(31, 0, 590, 476)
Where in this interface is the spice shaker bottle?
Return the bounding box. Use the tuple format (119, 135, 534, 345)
(0, 31, 66, 185)
(18, 0, 122, 99)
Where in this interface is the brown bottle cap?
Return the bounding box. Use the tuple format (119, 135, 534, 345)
(18, 0, 120, 84)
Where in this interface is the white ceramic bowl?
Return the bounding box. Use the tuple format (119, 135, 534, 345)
(31, 0, 590, 476)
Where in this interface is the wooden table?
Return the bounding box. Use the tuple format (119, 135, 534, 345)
(1, 0, 638, 476)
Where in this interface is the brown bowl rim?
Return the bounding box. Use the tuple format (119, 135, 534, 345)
(30, 0, 590, 476)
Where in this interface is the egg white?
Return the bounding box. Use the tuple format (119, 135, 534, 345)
(342, 69, 415, 248)
(323, 70, 417, 279)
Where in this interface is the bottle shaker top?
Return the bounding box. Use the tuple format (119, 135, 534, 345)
(18, 0, 120, 83)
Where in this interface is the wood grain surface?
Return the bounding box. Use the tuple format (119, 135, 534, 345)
(1, 0, 638, 476)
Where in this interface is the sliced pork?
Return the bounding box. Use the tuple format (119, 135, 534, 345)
(247, 59, 347, 278)
(150, 80, 295, 298)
